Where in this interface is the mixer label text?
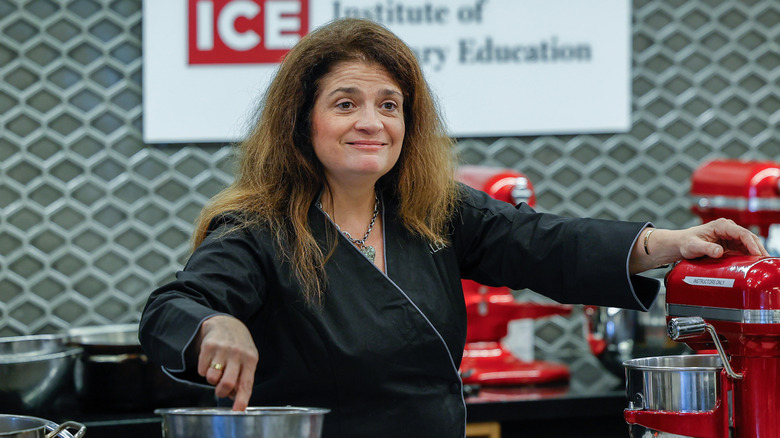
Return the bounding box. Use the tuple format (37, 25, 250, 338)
(682, 276, 735, 288)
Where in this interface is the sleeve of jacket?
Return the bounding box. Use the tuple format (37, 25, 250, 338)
(139, 216, 270, 382)
(452, 184, 659, 310)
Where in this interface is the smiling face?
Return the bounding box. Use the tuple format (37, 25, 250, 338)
(310, 61, 405, 189)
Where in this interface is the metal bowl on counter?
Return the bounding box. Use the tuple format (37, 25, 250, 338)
(155, 407, 330, 438)
(0, 415, 85, 438)
(0, 335, 82, 414)
(0, 334, 69, 356)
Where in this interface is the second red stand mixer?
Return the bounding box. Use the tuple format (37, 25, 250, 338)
(691, 159, 780, 246)
(456, 165, 572, 386)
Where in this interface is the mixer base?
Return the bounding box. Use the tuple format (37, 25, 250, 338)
(629, 424, 694, 438)
(460, 341, 570, 386)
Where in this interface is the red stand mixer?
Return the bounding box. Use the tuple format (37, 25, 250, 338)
(624, 255, 780, 438)
(456, 165, 572, 386)
(623, 159, 780, 437)
(691, 159, 780, 239)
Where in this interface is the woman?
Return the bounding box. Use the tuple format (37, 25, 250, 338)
(139, 18, 767, 438)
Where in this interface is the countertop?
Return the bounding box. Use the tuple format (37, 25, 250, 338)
(465, 353, 630, 437)
(32, 353, 630, 438)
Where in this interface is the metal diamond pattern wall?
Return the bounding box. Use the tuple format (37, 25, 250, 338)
(1, 0, 779, 373)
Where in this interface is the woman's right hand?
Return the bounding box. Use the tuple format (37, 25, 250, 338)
(196, 315, 259, 411)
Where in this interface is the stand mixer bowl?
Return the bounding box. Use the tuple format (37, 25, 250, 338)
(624, 354, 721, 412)
(623, 354, 723, 438)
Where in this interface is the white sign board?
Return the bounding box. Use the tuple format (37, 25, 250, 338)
(143, 0, 631, 143)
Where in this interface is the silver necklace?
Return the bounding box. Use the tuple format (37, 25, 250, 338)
(318, 193, 379, 262)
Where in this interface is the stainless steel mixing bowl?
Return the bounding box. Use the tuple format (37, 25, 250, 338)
(624, 354, 722, 412)
(623, 354, 723, 438)
(155, 407, 330, 438)
(0, 335, 82, 413)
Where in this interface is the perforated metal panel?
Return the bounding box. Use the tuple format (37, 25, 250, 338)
(1, 0, 778, 371)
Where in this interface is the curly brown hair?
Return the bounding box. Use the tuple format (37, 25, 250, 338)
(192, 18, 459, 303)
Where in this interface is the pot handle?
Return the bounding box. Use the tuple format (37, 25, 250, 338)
(46, 421, 87, 438)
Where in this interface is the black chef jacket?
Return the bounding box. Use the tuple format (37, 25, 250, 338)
(139, 183, 659, 438)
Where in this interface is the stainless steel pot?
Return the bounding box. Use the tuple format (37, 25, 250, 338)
(0, 415, 85, 438)
(155, 407, 329, 438)
(623, 354, 723, 438)
(0, 335, 82, 413)
(66, 324, 212, 411)
(66, 324, 146, 411)
(66, 324, 141, 351)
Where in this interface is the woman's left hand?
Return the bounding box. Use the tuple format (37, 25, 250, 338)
(630, 218, 769, 273)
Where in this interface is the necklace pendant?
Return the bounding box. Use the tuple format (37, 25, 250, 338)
(361, 245, 376, 263)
